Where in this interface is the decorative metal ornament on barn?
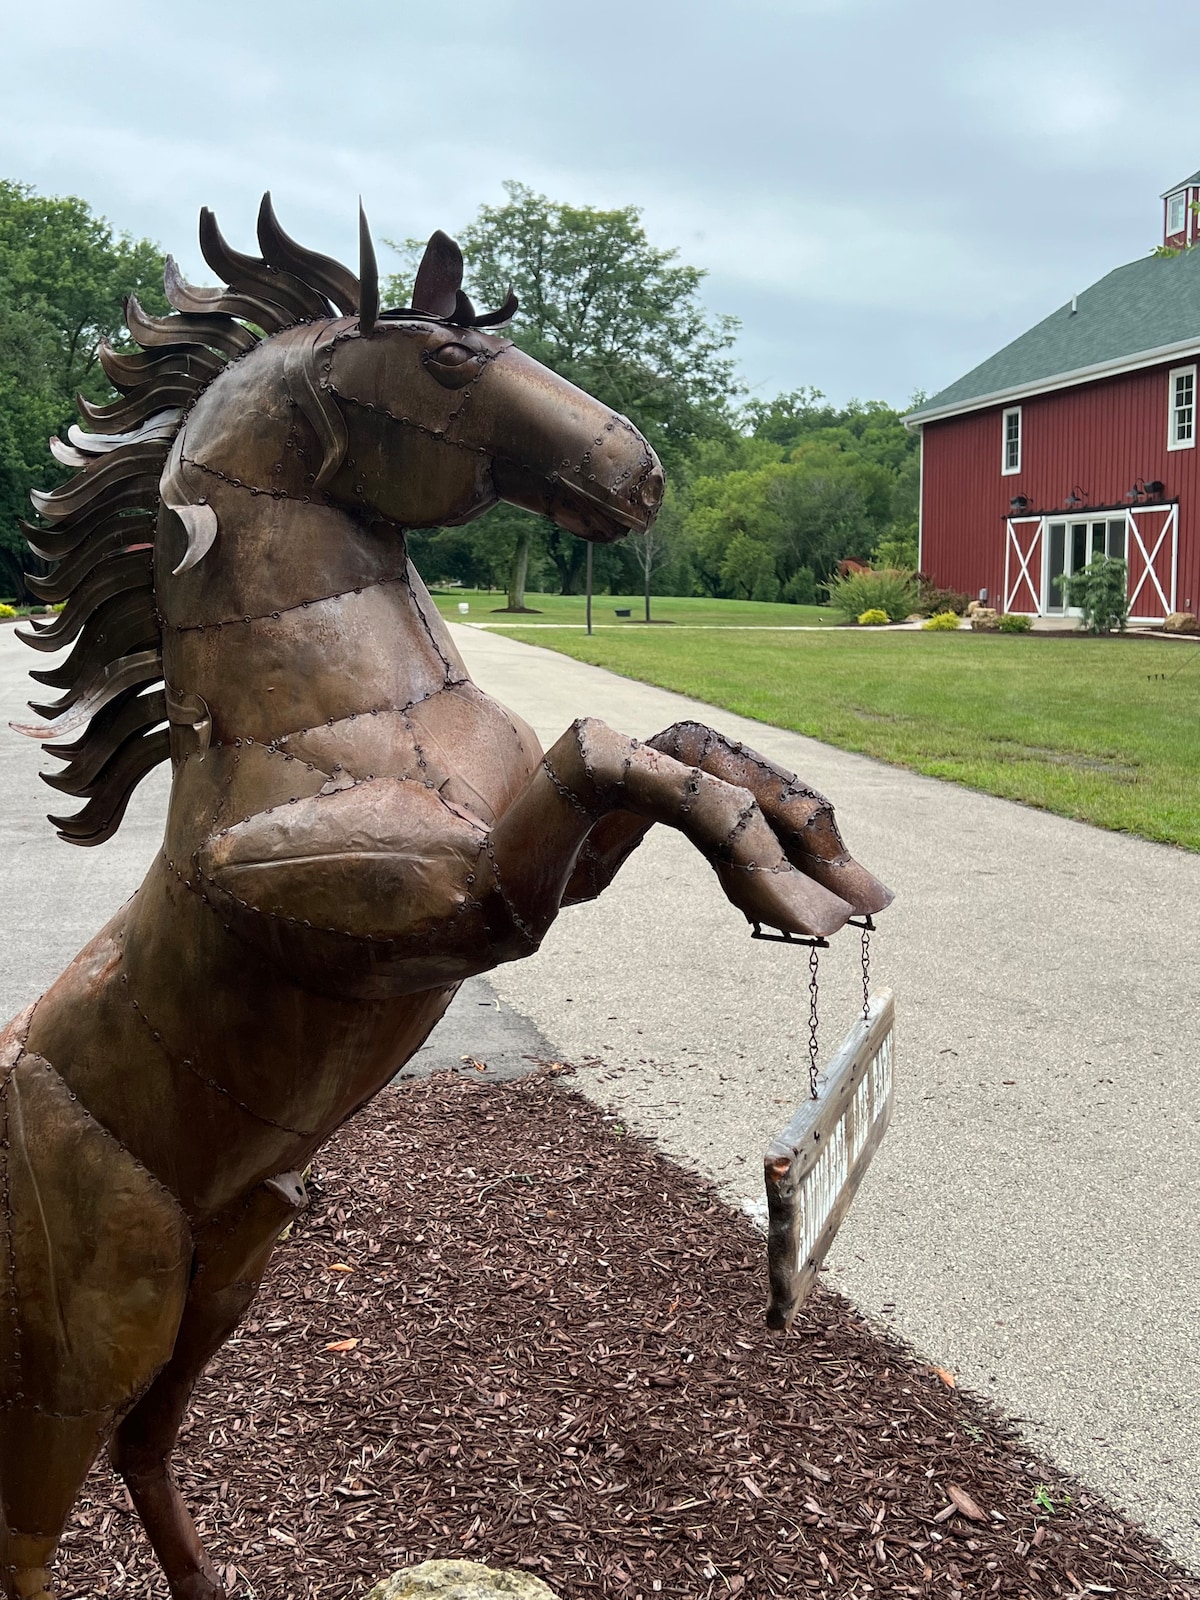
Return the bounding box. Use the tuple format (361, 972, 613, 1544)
(1, 195, 893, 1600)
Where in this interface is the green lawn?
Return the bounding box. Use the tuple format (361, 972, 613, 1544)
(483, 625, 1200, 850)
(429, 589, 835, 629)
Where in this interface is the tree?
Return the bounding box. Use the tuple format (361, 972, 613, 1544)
(386, 183, 739, 607)
(668, 390, 922, 605)
(720, 532, 779, 601)
(0, 182, 166, 598)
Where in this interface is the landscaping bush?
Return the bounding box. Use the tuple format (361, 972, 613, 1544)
(826, 568, 919, 624)
(858, 608, 890, 627)
(922, 611, 961, 631)
(782, 566, 816, 605)
(915, 577, 971, 616)
(1054, 557, 1129, 634)
(0, 603, 16, 620)
(998, 613, 1032, 633)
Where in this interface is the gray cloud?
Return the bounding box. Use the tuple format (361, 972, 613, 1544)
(3, 0, 1195, 408)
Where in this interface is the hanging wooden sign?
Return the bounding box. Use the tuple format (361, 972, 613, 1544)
(763, 989, 895, 1330)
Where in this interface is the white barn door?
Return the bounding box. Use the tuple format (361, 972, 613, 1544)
(1126, 504, 1177, 622)
(1004, 517, 1043, 614)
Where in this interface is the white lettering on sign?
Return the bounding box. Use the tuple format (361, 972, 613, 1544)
(872, 1031, 893, 1108)
(797, 1117, 848, 1268)
(795, 1025, 894, 1272)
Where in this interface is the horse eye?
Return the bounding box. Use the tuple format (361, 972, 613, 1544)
(423, 341, 483, 390)
(427, 343, 476, 368)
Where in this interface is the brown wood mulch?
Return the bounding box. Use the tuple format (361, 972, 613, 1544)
(60, 1067, 1198, 1600)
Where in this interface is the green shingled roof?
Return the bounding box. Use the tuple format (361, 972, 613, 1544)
(907, 245, 1200, 423)
(1163, 170, 1200, 195)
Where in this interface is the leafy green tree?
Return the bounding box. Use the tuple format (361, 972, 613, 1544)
(720, 532, 779, 601)
(386, 183, 739, 606)
(0, 182, 166, 597)
(667, 389, 921, 605)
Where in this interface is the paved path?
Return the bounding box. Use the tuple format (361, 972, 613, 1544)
(448, 624, 1200, 1569)
(2, 621, 1197, 1565)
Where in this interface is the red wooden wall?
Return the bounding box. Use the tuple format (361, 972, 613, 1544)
(919, 358, 1200, 616)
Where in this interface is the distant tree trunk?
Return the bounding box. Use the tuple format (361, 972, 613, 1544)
(507, 526, 532, 611)
(630, 528, 658, 622)
(546, 529, 586, 595)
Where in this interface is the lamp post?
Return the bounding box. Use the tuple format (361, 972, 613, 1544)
(586, 541, 593, 636)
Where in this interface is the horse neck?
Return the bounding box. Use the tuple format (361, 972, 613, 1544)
(156, 402, 470, 760)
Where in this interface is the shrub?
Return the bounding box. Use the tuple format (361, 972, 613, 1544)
(858, 608, 890, 627)
(922, 611, 961, 631)
(0, 603, 16, 620)
(782, 566, 816, 605)
(915, 576, 971, 616)
(998, 613, 1032, 633)
(826, 568, 919, 623)
(1054, 556, 1129, 634)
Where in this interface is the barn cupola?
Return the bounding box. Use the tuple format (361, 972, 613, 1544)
(1162, 171, 1200, 249)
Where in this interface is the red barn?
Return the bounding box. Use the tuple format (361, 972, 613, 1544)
(906, 171, 1200, 622)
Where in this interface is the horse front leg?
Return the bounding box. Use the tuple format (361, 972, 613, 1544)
(559, 721, 892, 915)
(484, 718, 862, 952)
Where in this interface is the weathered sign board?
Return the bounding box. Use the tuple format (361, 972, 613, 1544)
(763, 989, 895, 1330)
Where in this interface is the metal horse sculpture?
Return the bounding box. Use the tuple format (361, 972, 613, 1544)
(0, 197, 890, 1600)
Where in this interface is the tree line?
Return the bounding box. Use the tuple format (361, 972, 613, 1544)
(0, 179, 918, 607)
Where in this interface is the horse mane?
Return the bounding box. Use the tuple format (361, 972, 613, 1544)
(11, 196, 372, 847)
(14, 195, 516, 848)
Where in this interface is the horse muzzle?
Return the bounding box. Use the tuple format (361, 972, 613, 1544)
(494, 440, 664, 544)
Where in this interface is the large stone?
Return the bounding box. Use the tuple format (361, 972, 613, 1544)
(1163, 611, 1198, 633)
(365, 1561, 562, 1600)
(970, 608, 999, 631)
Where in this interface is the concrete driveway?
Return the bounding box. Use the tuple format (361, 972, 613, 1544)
(449, 624, 1200, 1570)
(2, 619, 1197, 1566)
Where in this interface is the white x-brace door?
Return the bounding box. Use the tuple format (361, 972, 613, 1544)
(1126, 504, 1178, 620)
(1004, 517, 1043, 613)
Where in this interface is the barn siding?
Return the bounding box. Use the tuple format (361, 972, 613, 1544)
(919, 358, 1200, 616)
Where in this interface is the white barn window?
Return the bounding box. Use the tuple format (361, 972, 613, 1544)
(1001, 406, 1021, 474)
(1168, 364, 1196, 451)
(1167, 191, 1187, 235)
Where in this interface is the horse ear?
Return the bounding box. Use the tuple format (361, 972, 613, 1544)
(359, 200, 378, 337)
(411, 230, 463, 318)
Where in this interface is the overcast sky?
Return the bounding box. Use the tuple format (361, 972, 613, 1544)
(4, 0, 1197, 412)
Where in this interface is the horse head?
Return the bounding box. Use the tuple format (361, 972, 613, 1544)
(160, 204, 664, 582)
(325, 227, 665, 543)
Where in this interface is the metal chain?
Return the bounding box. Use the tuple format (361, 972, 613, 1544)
(861, 921, 872, 1023)
(807, 944, 820, 1100)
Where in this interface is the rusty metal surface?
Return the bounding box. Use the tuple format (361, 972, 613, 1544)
(0, 198, 891, 1600)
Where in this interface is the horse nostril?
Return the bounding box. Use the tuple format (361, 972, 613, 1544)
(639, 466, 665, 509)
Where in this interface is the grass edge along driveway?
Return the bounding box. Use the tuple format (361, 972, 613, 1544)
(485, 626, 1200, 851)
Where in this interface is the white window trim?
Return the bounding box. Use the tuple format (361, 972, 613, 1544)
(1168, 363, 1196, 451)
(1001, 406, 1022, 475)
(1167, 190, 1187, 236)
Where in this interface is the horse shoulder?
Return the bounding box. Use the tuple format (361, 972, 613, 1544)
(405, 680, 543, 823)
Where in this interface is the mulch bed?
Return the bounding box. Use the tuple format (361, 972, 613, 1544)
(60, 1068, 1198, 1600)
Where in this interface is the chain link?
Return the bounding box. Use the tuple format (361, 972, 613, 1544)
(861, 921, 872, 1023)
(807, 944, 820, 1100)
